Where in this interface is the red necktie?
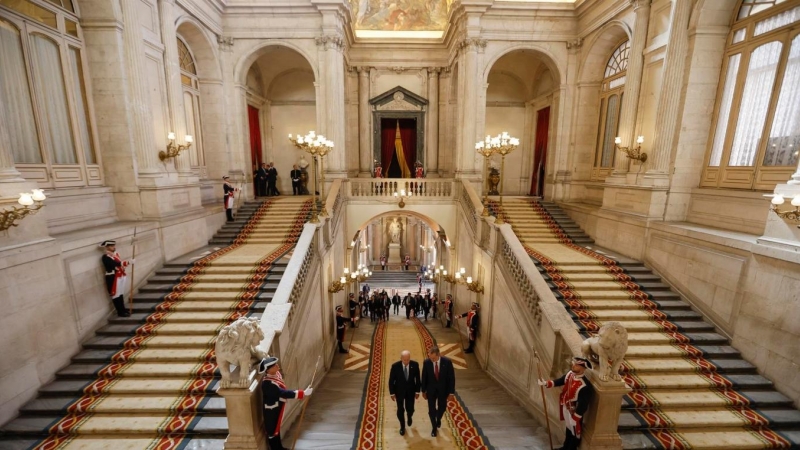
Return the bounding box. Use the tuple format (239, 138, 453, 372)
(434, 361, 439, 380)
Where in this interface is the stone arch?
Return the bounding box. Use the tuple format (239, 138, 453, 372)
(267, 67, 316, 101)
(234, 41, 318, 87)
(176, 17, 222, 81)
(689, 0, 739, 31)
(482, 43, 564, 87)
(578, 21, 632, 84)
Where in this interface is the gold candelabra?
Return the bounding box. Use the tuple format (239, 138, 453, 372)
(329, 265, 372, 293)
(441, 267, 484, 293)
(159, 132, 193, 161)
(614, 135, 647, 163)
(289, 131, 333, 224)
(771, 194, 800, 224)
(477, 133, 520, 225)
(317, 145, 332, 217)
(1, 190, 47, 232)
(475, 143, 497, 217)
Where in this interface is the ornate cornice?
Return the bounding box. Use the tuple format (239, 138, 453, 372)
(566, 38, 583, 50)
(217, 35, 234, 51)
(427, 67, 442, 77)
(315, 34, 345, 51)
(459, 38, 488, 53)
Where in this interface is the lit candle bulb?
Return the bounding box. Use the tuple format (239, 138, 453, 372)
(31, 189, 46, 202)
(167, 132, 176, 141)
(18, 193, 34, 206)
(637, 136, 644, 144)
(340, 276, 346, 284)
(466, 277, 473, 284)
(772, 195, 785, 205)
(185, 135, 193, 143)
(792, 195, 800, 207)
(614, 136, 622, 145)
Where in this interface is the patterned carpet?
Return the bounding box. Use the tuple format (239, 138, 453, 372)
(353, 316, 491, 450)
(492, 198, 800, 450)
(23, 197, 312, 450)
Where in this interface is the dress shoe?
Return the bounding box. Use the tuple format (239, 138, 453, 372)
(431, 428, 437, 437)
(407, 416, 413, 426)
(464, 348, 473, 353)
(437, 417, 441, 428)
(399, 428, 405, 436)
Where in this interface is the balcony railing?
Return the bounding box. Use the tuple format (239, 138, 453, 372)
(348, 178, 454, 198)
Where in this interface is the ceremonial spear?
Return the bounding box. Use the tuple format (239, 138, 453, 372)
(291, 354, 322, 450)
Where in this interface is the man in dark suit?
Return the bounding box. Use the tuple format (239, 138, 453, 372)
(256, 163, 268, 197)
(290, 164, 302, 195)
(392, 292, 401, 315)
(388, 350, 421, 435)
(421, 346, 455, 436)
(421, 291, 432, 321)
(404, 293, 415, 319)
(267, 162, 279, 196)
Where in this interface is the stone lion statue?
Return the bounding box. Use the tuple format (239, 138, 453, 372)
(581, 321, 628, 381)
(215, 317, 268, 388)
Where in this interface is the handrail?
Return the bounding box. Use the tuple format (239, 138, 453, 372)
(348, 178, 455, 198)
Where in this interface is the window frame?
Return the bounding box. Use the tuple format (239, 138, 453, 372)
(1, 1, 102, 188)
(701, 1, 800, 190)
(591, 39, 629, 181)
(177, 36, 206, 179)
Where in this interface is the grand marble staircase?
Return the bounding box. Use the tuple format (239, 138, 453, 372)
(0, 197, 311, 450)
(495, 198, 800, 450)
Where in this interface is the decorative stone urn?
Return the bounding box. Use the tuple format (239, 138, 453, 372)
(488, 168, 500, 195)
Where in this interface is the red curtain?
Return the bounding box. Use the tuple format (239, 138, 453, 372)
(530, 106, 550, 196)
(398, 119, 416, 171)
(247, 105, 262, 191)
(381, 120, 395, 175)
(380, 118, 417, 177)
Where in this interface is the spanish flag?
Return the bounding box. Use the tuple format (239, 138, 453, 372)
(394, 121, 411, 178)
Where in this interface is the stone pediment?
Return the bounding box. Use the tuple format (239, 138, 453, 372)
(370, 86, 428, 112)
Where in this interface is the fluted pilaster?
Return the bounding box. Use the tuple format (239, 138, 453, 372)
(609, 0, 651, 182)
(427, 68, 440, 175)
(120, 0, 160, 176)
(645, 0, 691, 186)
(358, 67, 371, 175)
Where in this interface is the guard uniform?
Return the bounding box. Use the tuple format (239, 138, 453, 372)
(336, 306, 348, 353)
(543, 358, 594, 450)
(348, 294, 358, 326)
(456, 303, 480, 353)
(223, 176, 236, 222)
(100, 240, 131, 317)
(443, 296, 453, 328)
(259, 357, 309, 450)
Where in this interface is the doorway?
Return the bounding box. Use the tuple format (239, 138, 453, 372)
(530, 106, 550, 197)
(380, 118, 416, 178)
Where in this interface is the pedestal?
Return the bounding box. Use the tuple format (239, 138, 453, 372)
(579, 370, 630, 450)
(388, 243, 402, 267)
(217, 369, 267, 450)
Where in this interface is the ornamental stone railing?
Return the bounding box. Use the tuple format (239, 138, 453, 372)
(348, 178, 454, 198)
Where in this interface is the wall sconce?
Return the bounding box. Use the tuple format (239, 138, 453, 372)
(1, 189, 47, 232)
(771, 194, 800, 223)
(442, 267, 484, 293)
(159, 132, 193, 161)
(393, 189, 411, 208)
(614, 135, 647, 163)
(329, 275, 347, 293)
(427, 266, 442, 283)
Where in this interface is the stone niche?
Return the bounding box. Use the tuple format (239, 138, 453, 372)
(370, 86, 428, 171)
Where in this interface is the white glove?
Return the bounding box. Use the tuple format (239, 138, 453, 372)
(129, 259, 135, 265)
(537, 379, 548, 387)
(304, 387, 313, 396)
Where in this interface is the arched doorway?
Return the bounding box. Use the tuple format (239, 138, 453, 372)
(484, 49, 559, 197)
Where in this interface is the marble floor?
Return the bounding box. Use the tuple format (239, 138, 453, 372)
(287, 311, 550, 450)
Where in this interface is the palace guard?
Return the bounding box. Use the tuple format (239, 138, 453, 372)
(259, 357, 313, 450)
(455, 302, 480, 353)
(100, 240, 133, 317)
(538, 357, 594, 450)
(335, 305, 348, 353)
(223, 176, 238, 222)
(348, 293, 359, 327)
(443, 294, 453, 328)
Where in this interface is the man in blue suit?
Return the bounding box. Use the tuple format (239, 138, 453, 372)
(388, 350, 421, 436)
(420, 346, 455, 437)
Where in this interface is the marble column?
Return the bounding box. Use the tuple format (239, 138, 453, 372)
(158, 0, 191, 174)
(644, 0, 691, 186)
(120, 0, 161, 177)
(358, 67, 372, 176)
(0, 111, 23, 182)
(608, 0, 651, 184)
(457, 38, 486, 178)
(427, 68, 440, 176)
(316, 35, 347, 175)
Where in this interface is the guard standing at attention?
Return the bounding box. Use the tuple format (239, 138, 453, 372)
(443, 294, 454, 328)
(538, 357, 594, 450)
(348, 293, 359, 327)
(100, 240, 133, 317)
(335, 305, 348, 353)
(290, 165, 302, 195)
(223, 176, 238, 222)
(456, 302, 480, 353)
(259, 357, 313, 450)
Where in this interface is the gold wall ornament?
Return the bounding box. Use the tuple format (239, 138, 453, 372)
(475, 143, 497, 216)
(770, 194, 800, 224)
(289, 131, 334, 224)
(476, 132, 520, 225)
(614, 135, 647, 163)
(159, 132, 193, 161)
(1, 190, 47, 232)
(329, 276, 347, 293)
(442, 267, 483, 292)
(393, 189, 411, 208)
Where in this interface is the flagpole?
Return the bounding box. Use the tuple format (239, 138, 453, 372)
(128, 227, 138, 315)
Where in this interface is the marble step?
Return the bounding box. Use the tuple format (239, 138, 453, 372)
(621, 357, 756, 375)
(83, 335, 217, 350)
(624, 344, 741, 359)
(548, 280, 673, 291)
(56, 362, 220, 379)
(0, 437, 226, 449)
(163, 261, 288, 269)
(561, 299, 691, 311)
(71, 348, 215, 364)
(96, 321, 229, 337)
(132, 291, 274, 302)
(0, 414, 227, 437)
(574, 319, 716, 333)
(618, 407, 800, 430)
(139, 282, 279, 293)
(568, 308, 704, 322)
(19, 395, 225, 415)
(621, 389, 796, 410)
(148, 273, 283, 283)
(36, 379, 219, 397)
(554, 290, 681, 301)
(616, 331, 728, 345)
(126, 301, 268, 313)
(620, 429, 800, 450)
(623, 373, 776, 391)
(156, 266, 286, 276)
(108, 311, 260, 326)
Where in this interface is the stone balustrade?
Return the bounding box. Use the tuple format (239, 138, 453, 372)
(348, 178, 454, 198)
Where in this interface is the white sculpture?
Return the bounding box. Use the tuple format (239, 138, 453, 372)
(389, 218, 401, 244)
(581, 321, 628, 381)
(215, 317, 269, 388)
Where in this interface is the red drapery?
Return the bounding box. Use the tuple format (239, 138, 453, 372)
(380, 119, 416, 178)
(247, 105, 262, 190)
(530, 106, 550, 196)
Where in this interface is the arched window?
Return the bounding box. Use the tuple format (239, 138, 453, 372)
(591, 40, 629, 180)
(701, 0, 800, 190)
(0, 0, 101, 187)
(177, 36, 205, 178)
